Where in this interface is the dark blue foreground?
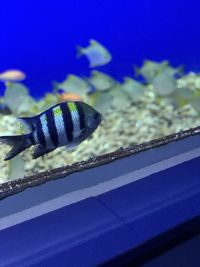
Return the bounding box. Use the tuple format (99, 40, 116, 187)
(1, 155, 200, 266)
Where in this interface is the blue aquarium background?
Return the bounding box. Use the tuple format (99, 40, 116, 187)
(0, 0, 200, 97)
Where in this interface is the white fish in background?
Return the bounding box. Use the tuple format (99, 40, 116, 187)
(121, 77, 145, 101)
(54, 74, 91, 96)
(77, 39, 112, 67)
(134, 60, 168, 83)
(163, 65, 184, 77)
(0, 70, 26, 82)
(135, 60, 183, 84)
(152, 70, 177, 96)
(109, 83, 130, 109)
(4, 82, 36, 116)
(92, 91, 113, 116)
(89, 70, 115, 91)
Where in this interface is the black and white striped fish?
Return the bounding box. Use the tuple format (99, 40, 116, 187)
(0, 101, 102, 160)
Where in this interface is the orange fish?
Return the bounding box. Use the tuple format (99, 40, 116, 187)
(0, 70, 26, 82)
(57, 92, 82, 102)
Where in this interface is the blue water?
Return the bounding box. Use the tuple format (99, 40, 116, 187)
(0, 0, 200, 97)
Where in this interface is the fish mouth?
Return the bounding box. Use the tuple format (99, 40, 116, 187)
(94, 111, 103, 123)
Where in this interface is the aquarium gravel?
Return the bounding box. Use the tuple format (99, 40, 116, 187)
(0, 72, 200, 183)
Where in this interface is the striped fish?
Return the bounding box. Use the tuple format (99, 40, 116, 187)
(0, 101, 102, 160)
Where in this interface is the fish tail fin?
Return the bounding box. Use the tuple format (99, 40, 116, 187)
(52, 80, 60, 93)
(177, 65, 184, 75)
(134, 65, 140, 77)
(76, 45, 83, 58)
(0, 134, 32, 160)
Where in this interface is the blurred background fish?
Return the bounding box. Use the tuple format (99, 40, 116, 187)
(134, 60, 168, 83)
(57, 91, 83, 102)
(53, 74, 91, 95)
(77, 39, 112, 67)
(88, 70, 115, 91)
(134, 60, 183, 83)
(0, 70, 26, 82)
(4, 82, 37, 116)
(0, 102, 12, 115)
(151, 70, 177, 96)
(121, 77, 145, 101)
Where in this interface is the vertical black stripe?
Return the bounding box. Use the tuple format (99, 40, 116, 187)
(75, 102, 85, 131)
(29, 132, 35, 145)
(60, 102, 73, 142)
(37, 118, 46, 147)
(46, 109, 59, 147)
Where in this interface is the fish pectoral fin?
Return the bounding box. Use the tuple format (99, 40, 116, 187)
(65, 129, 87, 152)
(33, 145, 55, 159)
(64, 142, 79, 151)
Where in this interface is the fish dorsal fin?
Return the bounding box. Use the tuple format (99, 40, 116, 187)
(18, 116, 37, 132)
